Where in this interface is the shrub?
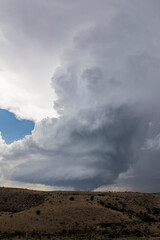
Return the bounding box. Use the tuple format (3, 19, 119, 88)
(90, 195, 94, 201)
(152, 207, 160, 215)
(137, 212, 156, 222)
(69, 197, 74, 201)
(36, 210, 41, 215)
(133, 229, 142, 237)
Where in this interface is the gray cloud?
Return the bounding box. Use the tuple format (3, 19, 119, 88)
(0, 0, 160, 191)
(10, 105, 143, 190)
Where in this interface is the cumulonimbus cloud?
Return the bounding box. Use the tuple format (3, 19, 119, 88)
(0, 0, 160, 191)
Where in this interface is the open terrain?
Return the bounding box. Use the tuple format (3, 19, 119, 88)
(0, 188, 159, 239)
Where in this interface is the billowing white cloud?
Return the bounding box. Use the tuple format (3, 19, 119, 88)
(0, 0, 117, 121)
(0, 0, 160, 191)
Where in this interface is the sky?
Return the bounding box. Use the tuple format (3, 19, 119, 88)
(0, 0, 160, 192)
(0, 109, 34, 144)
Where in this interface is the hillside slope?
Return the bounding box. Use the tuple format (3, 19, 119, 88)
(0, 188, 159, 239)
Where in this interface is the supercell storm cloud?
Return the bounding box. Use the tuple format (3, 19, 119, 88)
(0, 0, 160, 191)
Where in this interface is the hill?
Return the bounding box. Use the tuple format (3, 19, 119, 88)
(0, 187, 159, 239)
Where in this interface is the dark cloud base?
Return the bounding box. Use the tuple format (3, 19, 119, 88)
(12, 105, 156, 191)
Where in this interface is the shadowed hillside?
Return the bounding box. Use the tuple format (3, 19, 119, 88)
(0, 188, 160, 239)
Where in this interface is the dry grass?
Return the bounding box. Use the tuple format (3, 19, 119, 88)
(0, 188, 159, 239)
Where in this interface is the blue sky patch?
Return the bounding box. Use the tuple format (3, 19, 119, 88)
(0, 109, 35, 144)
